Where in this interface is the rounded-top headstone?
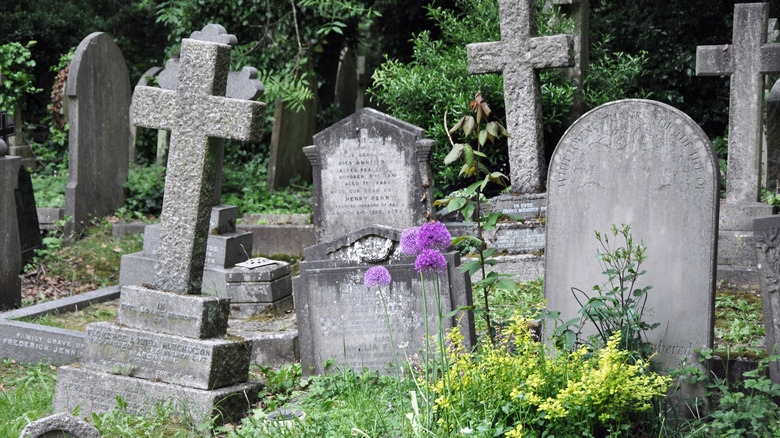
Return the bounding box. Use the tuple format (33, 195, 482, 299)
(545, 99, 719, 393)
(19, 412, 100, 438)
(0, 139, 7, 156)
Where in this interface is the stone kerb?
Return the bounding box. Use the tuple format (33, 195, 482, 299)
(65, 32, 131, 234)
(545, 99, 719, 403)
(294, 225, 475, 376)
(304, 108, 435, 243)
(467, 0, 573, 194)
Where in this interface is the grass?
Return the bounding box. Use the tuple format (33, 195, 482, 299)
(714, 288, 766, 359)
(16, 300, 118, 331)
(0, 360, 57, 438)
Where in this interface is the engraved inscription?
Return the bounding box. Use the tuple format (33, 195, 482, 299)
(1, 331, 84, 357)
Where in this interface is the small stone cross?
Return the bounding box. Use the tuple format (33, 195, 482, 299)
(132, 24, 265, 294)
(467, 0, 573, 194)
(0, 110, 15, 145)
(696, 3, 780, 204)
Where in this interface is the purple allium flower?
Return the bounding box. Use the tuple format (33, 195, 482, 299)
(364, 266, 392, 288)
(416, 221, 451, 252)
(414, 249, 448, 274)
(400, 226, 421, 255)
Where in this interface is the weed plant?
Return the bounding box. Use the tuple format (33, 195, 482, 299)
(0, 360, 57, 438)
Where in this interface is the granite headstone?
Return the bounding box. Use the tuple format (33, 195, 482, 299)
(467, 0, 573, 194)
(294, 225, 475, 375)
(304, 108, 435, 242)
(752, 216, 780, 385)
(65, 32, 131, 233)
(545, 100, 719, 403)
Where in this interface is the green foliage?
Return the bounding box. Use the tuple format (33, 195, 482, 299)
(714, 293, 765, 356)
(124, 164, 166, 215)
(253, 363, 307, 412)
(552, 224, 658, 360)
(0, 360, 57, 438)
(0, 41, 42, 112)
(431, 317, 671, 437)
(30, 166, 66, 208)
(582, 36, 650, 107)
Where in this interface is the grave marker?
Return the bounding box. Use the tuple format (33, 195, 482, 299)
(753, 216, 780, 385)
(0, 149, 22, 310)
(467, 0, 573, 194)
(65, 32, 131, 233)
(304, 108, 435, 242)
(545, 100, 719, 403)
(20, 412, 101, 438)
(53, 24, 265, 424)
(696, 2, 780, 204)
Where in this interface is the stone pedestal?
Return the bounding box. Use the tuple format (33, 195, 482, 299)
(717, 202, 776, 289)
(120, 205, 293, 316)
(53, 285, 262, 424)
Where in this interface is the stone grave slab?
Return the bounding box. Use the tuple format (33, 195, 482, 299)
(294, 225, 475, 375)
(545, 99, 719, 403)
(65, 32, 131, 234)
(467, 0, 573, 194)
(20, 412, 101, 438)
(54, 24, 264, 425)
(0, 153, 22, 310)
(752, 216, 780, 384)
(304, 108, 435, 242)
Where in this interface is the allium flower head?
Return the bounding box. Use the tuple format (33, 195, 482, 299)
(416, 222, 451, 252)
(400, 226, 421, 255)
(414, 249, 448, 274)
(364, 266, 392, 288)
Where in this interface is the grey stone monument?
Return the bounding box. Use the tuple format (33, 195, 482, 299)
(696, 3, 780, 289)
(334, 46, 357, 117)
(752, 216, 780, 385)
(0, 143, 22, 311)
(19, 412, 100, 438)
(467, 0, 573, 195)
(545, 100, 719, 403)
(549, 0, 589, 120)
(304, 108, 435, 242)
(129, 66, 162, 164)
(294, 225, 475, 375)
(766, 78, 780, 192)
(65, 32, 131, 234)
(53, 24, 265, 424)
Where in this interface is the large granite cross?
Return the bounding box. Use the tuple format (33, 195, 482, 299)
(467, 0, 573, 194)
(132, 24, 265, 294)
(696, 3, 780, 204)
(0, 110, 15, 145)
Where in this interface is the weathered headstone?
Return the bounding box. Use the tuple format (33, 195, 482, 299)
(53, 24, 265, 424)
(766, 78, 780, 192)
(752, 216, 780, 385)
(304, 108, 435, 242)
(356, 55, 368, 111)
(267, 67, 317, 191)
(467, 0, 573, 194)
(65, 32, 131, 234)
(696, 3, 780, 289)
(129, 66, 162, 164)
(545, 100, 719, 403)
(334, 46, 357, 117)
(294, 225, 475, 375)
(19, 412, 100, 438)
(16, 166, 43, 266)
(0, 148, 22, 310)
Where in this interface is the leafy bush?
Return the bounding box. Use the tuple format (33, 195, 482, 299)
(124, 163, 166, 215)
(0, 41, 42, 112)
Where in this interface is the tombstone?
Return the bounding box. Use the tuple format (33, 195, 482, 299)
(267, 67, 317, 191)
(545, 100, 719, 404)
(119, 42, 290, 318)
(129, 66, 162, 164)
(65, 32, 131, 234)
(19, 412, 100, 438)
(0, 145, 22, 310)
(53, 24, 265, 424)
(16, 166, 43, 266)
(753, 216, 780, 385)
(696, 3, 780, 289)
(334, 46, 357, 117)
(294, 225, 476, 375)
(304, 108, 435, 242)
(761, 18, 779, 190)
(767, 79, 780, 192)
(467, 0, 573, 195)
(356, 55, 368, 111)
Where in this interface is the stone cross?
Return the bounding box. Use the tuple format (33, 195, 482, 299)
(0, 110, 15, 145)
(467, 0, 573, 194)
(696, 3, 780, 204)
(132, 24, 265, 294)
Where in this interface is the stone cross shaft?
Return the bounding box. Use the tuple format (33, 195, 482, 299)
(696, 3, 780, 204)
(467, 0, 573, 194)
(132, 34, 264, 294)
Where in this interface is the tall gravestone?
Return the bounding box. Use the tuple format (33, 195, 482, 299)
(65, 32, 131, 233)
(753, 216, 780, 385)
(0, 141, 22, 310)
(294, 225, 475, 376)
(304, 108, 435, 242)
(467, 0, 573, 195)
(545, 100, 719, 404)
(766, 78, 780, 191)
(53, 25, 265, 424)
(334, 46, 357, 117)
(696, 3, 780, 289)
